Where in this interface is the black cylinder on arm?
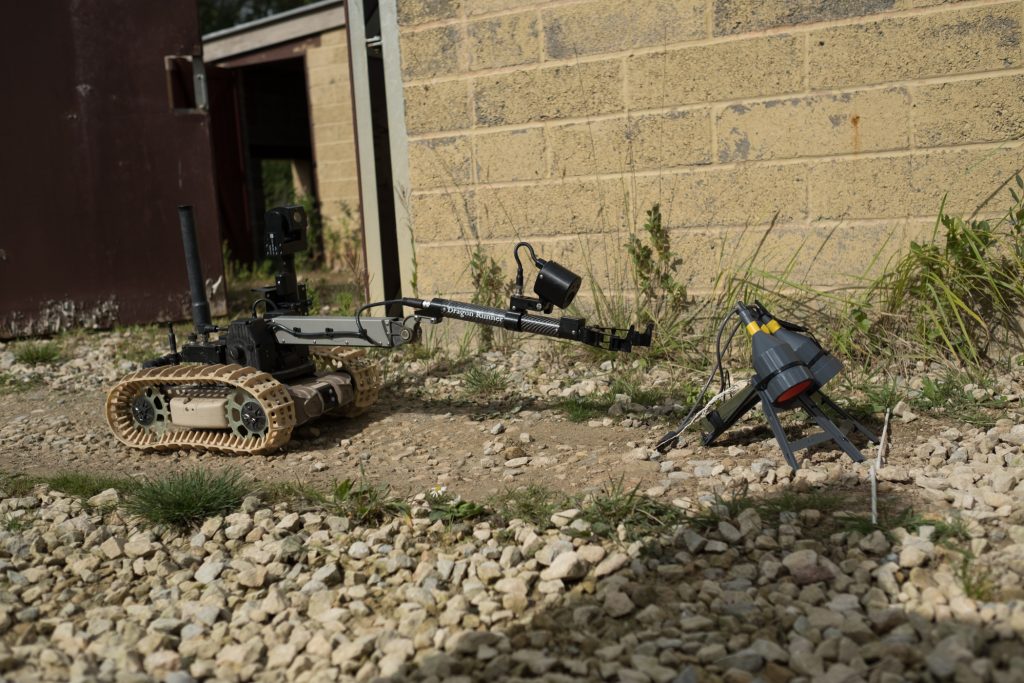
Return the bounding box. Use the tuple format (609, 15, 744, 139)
(177, 205, 213, 336)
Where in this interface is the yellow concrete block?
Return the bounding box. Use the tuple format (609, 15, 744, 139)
(305, 46, 347, 69)
(474, 179, 625, 239)
(405, 80, 472, 134)
(631, 163, 808, 228)
(319, 30, 347, 47)
(398, 0, 460, 26)
(307, 82, 350, 106)
(411, 245, 479, 297)
(409, 136, 474, 188)
(716, 88, 910, 162)
(474, 128, 546, 182)
(712, 0, 897, 36)
(910, 144, 1024, 218)
(809, 4, 1022, 89)
(314, 143, 358, 165)
(808, 156, 912, 220)
(306, 63, 349, 83)
(628, 35, 802, 109)
(467, 11, 539, 71)
(400, 24, 463, 79)
(409, 190, 477, 243)
(912, 74, 1024, 148)
(312, 122, 356, 145)
(473, 60, 624, 127)
(542, 0, 705, 59)
(782, 220, 935, 286)
(549, 109, 712, 177)
(310, 103, 353, 126)
(466, 0, 532, 16)
(316, 159, 360, 181)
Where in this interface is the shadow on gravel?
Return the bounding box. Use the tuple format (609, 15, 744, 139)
(383, 473, 1022, 682)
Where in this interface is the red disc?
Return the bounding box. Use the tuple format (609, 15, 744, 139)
(774, 379, 813, 405)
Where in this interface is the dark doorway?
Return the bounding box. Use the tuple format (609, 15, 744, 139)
(208, 57, 316, 266)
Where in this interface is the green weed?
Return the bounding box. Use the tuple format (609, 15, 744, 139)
(3, 514, 27, 532)
(469, 244, 513, 352)
(489, 484, 567, 527)
(556, 394, 617, 423)
(257, 480, 327, 509)
(0, 471, 36, 497)
(756, 489, 844, 523)
(687, 483, 755, 532)
(428, 491, 488, 525)
(46, 472, 136, 501)
(931, 514, 972, 546)
(329, 476, 409, 526)
(0, 373, 43, 396)
(13, 341, 61, 365)
(462, 366, 509, 396)
(909, 371, 1006, 427)
(579, 478, 684, 541)
(954, 552, 996, 601)
(124, 468, 252, 529)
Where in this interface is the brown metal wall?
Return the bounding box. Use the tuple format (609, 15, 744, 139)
(0, 1, 227, 338)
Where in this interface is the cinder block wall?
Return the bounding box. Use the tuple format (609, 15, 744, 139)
(398, 0, 1023, 300)
(306, 29, 362, 268)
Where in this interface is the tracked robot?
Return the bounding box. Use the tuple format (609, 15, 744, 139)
(106, 205, 653, 455)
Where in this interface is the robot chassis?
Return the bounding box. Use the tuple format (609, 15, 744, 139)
(106, 205, 653, 455)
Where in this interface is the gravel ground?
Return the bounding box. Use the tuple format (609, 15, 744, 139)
(1, 331, 1023, 682)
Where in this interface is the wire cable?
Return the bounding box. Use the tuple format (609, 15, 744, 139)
(655, 307, 739, 452)
(355, 299, 408, 346)
(717, 317, 741, 392)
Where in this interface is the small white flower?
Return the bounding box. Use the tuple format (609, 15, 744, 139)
(428, 485, 448, 499)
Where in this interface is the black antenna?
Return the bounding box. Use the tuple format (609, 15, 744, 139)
(177, 205, 213, 336)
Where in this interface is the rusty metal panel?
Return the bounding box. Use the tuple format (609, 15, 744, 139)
(0, 1, 227, 338)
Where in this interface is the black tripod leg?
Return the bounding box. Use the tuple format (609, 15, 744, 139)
(759, 393, 800, 471)
(702, 385, 759, 446)
(817, 392, 879, 443)
(798, 394, 865, 463)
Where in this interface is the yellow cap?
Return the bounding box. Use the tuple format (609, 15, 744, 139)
(745, 321, 761, 336)
(764, 319, 781, 333)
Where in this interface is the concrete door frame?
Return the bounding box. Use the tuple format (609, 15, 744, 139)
(346, 0, 414, 303)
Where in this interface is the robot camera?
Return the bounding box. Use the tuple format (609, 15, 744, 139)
(264, 205, 309, 257)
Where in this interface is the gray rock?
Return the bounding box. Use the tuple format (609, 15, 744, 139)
(604, 591, 635, 617)
(87, 488, 119, 507)
(539, 551, 586, 581)
(348, 541, 371, 559)
(194, 560, 224, 585)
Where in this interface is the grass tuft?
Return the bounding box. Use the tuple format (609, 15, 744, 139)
(954, 553, 996, 601)
(0, 373, 43, 396)
(557, 394, 617, 422)
(579, 478, 684, 540)
(257, 480, 326, 509)
(462, 366, 509, 396)
(13, 341, 61, 365)
(46, 472, 136, 501)
(3, 514, 28, 532)
(428, 491, 488, 525)
(908, 371, 1006, 427)
(489, 484, 566, 527)
(124, 468, 252, 529)
(329, 476, 409, 526)
(687, 482, 755, 532)
(0, 471, 38, 497)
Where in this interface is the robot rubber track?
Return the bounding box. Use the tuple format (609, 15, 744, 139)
(106, 348, 380, 455)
